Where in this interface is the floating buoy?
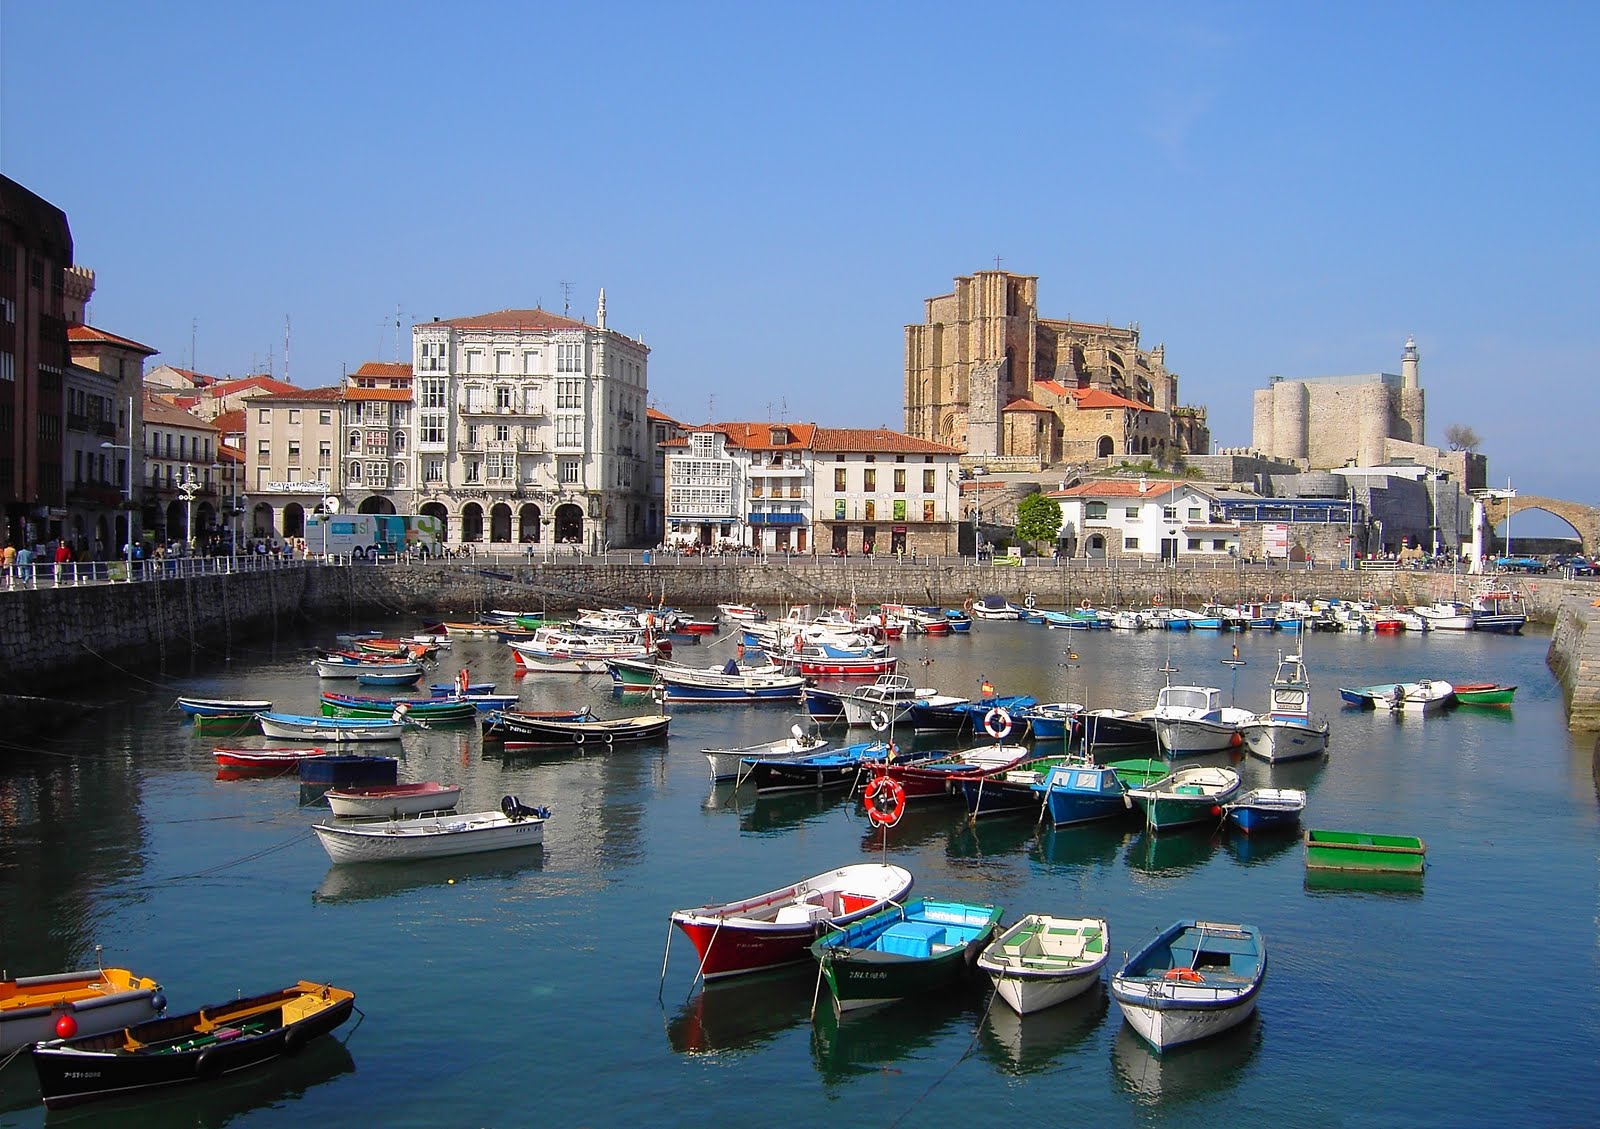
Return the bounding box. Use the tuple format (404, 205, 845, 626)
(55, 1012, 77, 1039)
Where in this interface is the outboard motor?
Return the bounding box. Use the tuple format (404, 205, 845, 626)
(501, 795, 550, 822)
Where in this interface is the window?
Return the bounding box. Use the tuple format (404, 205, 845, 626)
(287, 441, 300, 464)
(319, 441, 331, 466)
(466, 425, 478, 447)
(557, 341, 582, 372)
(420, 379, 446, 409)
(393, 431, 406, 452)
(495, 351, 512, 374)
(348, 431, 361, 452)
(258, 409, 269, 424)
(424, 458, 444, 483)
(522, 351, 540, 374)
(834, 467, 847, 491)
(348, 461, 362, 482)
(367, 461, 388, 486)
(366, 430, 388, 452)
(288, 409, 300, 425)
(893, 469, 905, 492)
(834, 499, 846, 519)
(464, 460, 481, 484)
(556, 415, 583, 448)
(466, 349, 486, 374)
(923, 500, 935, 522)
(495, 424, 509, 442)
(1188, 538, 1202, 551)
(923, 469, 935, 492)
(1125, 507, 1139, 519)
(1213, 539, 1227, 551)
(419, 341, 447, 372)
(557, 457, 580, 484)
(863, 469, 876, 492)
(257, 440, 270, 458)
(1086, 502, 1107, 519)
(864, 500, 876, 520)
(418, 415, 445, 444)
(556, 379, 582, 409)
(1188, 508, 1203, 521)
(1163, 505, 1178, 521)
(496, 385, 513, 410)
(1124, 537, 1139, 550)
(892, 499, 906, 521)
(487, 453, 513, 481)
(319, 410, 331, 425)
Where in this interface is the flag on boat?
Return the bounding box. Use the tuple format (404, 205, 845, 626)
(980, 679, 995, 697)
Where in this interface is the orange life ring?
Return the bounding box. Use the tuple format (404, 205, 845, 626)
(962, 597, 974, 613)
(1163, 967, 1205, 983)
(1079, 598, 1092, 610)
(865, 774, 906, 827)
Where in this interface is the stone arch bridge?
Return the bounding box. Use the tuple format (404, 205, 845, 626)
(1483, 494, 1597, 556)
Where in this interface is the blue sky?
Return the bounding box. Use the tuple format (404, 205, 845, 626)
(2, 2, 1594, 523)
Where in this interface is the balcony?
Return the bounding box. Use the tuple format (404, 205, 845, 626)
(748, 513, 807, 525)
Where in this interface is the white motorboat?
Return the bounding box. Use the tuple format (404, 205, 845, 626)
(323, 781, 462, 818)
(1111, 919, 1266, 1050)
(1239, 651, 1330, 763)
(313, 796, 548, 864)
(1147, 686, 1253, 757)
(702, 725, 829, 782)
(977, 915, 1110, 1015)
(1414, 601, 1475, 631)
(840, 674, 950, 728)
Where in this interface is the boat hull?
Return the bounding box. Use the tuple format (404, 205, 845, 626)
(811, 899, 1002, 1012)
(1110, 920, 1266, 1050)
(1239, 718, 1329, 762)
(1, 971, 165, 1055)
(313, 810, 545, 863)
(324, 782, 462, 818)
(1303, 828, 1426, 874)
(1152, 717, 1243, 757)
(258, 715, 404, 742)
(977, 916, 1109, 1015)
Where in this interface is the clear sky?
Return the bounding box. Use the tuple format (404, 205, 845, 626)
(2, 2, 1594, 522)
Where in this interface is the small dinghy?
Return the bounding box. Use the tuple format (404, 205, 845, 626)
(976, 914, 1109, 1015)
(1223, 788, 1307, 833)
(323, 781, 462, 818)
(809, 897, 1003, 1012)
(1110, 919, 1266, 1050)
(2, 963, 166, 1055)
(313, 795, 549, 864)
(176, 697, 272, 717)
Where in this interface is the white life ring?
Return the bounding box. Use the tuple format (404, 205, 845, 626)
(869, 709, 892, 733)
(1023, 593, 1038, 609)
(983, 706, 1013, 740)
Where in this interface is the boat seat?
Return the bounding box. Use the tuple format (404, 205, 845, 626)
(878, 921, 945, 958)
(774, 903, 830, 925)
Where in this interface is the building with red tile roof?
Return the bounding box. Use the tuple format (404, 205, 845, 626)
(1042, 476, 1238, 561)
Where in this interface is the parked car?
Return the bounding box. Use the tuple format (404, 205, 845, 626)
(1493, 555, 1546, 573)
(1549, 554, 1597, 576)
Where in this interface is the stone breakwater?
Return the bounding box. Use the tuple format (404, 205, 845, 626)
(1, 561, 1595, 729)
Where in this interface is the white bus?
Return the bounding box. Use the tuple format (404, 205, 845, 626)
(305, 514, 444, 560)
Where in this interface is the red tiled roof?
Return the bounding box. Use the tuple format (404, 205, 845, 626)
(812, 427, 960, 455)
(248, 385, 344, 403)
(142, 392, 217, 430)
(691, 422, 818, 451)
(1068, 388, 1155, 412)
(1034, 379, 1071, 397)
(68, 323, 159, 355)
(217, 444, 244, 464)
(345, 387, 411, 402)
(647, 407, 684, 424)
(209, 376, 299, 399)
(425, 308, 590, 332)
(352, 361, 412, 378)
(1002, 397, 1052, 413)
(213, 409, 246, 435)
(1046, 480, 1202, 501)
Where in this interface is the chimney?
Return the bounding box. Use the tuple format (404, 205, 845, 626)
(1139, 475, 1148, 494)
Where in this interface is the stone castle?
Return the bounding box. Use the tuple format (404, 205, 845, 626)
(903, 270, 1209, 467)
(1251, 337, 1427, 469)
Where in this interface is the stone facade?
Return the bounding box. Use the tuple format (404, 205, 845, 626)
(241, 386, 340, 543)
(905, 269, 1211, 465)
(1251, 338, 1429, 470)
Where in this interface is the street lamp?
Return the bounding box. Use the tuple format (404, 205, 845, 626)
(100, 436, 135, 581)
(178, 464, 201, 554)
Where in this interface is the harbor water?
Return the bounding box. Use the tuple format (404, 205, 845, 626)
(0, 615, 1595, 1127)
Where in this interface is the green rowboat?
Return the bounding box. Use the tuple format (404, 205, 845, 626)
(1303, 828, 1426, 874)
(811, 898, 1003, 1012)
(1452, 683, 1516, 707)
(192, 712, 260, 737)
(319, 697, 477, 724)
(1104, 758, 1168, 790)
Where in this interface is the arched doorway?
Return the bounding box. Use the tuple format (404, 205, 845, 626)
(164, 500, 183, 544)
(489, 503, 512, 543)
(1097, 436, 1115, 458)
(1086, 533, 1106, 559)
(252, 502, 276, 541)
(518, 504, 542, 543)
(460, 503, 484, 543)
(282, 502, 306, 539)
(554, 503, 584, 545)
(196, 503, 217, 546)
(420, 502, 449, 542)
(359, 496, 396, 515)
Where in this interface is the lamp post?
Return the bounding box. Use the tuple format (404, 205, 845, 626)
(100, 435, 135, 581)
(178, 464, 201, 554)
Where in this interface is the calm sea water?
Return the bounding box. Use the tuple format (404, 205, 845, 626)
(0, 614, 1595, 1128)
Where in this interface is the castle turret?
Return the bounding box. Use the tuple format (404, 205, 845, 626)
(1399, 334, 1425, 444)
(1401, 334, 1419, 390)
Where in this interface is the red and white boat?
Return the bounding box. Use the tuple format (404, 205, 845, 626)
(858, 744, 1033, 801)
(669, 863, 914, 981)
(779, 647, 899, 678)
(213, 746, 329, 772)
(716, 603, 766, 623)
(324, 781, 462, 818)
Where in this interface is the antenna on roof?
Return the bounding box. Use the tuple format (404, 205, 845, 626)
(561, 280, 573, 318)
(708, 393, 715, 420)
(190, 318, 198, 375)
(284, 315, 292, 384)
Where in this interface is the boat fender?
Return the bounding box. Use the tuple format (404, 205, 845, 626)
(150, 991, 167, 1013)
(983, 707, 1013, 740)
(573, 732, 585, 746)
(195, 1050, 221, 1078)
(284, 1025, 308, 1055)
(603, 732, 615, 745)
(1163, 968, 1205, 983)
(869, 710, 891, 733)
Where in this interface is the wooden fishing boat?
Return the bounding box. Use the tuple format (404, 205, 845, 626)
(1239, 650, 1330, 763)
(323, 781, 462, 818)
(30, 980, 356, 1109)
(176, 696, 272, 717)
(494, 712, 671, 748)
(1126, 765, 1241, 831)
(213, 746, 329, 771)
(1035, 760, 1151, 827)
(354, 668, 424, 688)
(191, 713, 260, 737)
(479, 707, 597, 743)
(969, 595, 1021, 620)
(702, 725, 828, 782)
(313, 657, 423, 681)
(716, 603, 766, 623)
(1469, 586, 1527, 634)
(1452, 682, 1517, 706)
(428, 681, 496, 696)
(297, 754, 398, 787)
(313, 796, 548, 863)
(1303, 828, 1426, 874)
(953, 755, 1076, 819)
(741, 741, 947, 794)
(441, 621, 504, 637)
(778, 647, 898, 678)
(1223, 788, 1307, 833)
(319, 692, 475, 723)
(1016, 701, 1081, 741)
(859, 744, 1032, 801)
(839, 674, 944, 728)
(907, 694, 1036, 734)
(2, 965, 166, 1055)
(1338, 679, 1455, 713)
(977, 915, 1110, 1015)
(1110, 920, 1266, 1050)
(809, 897, 1003, 1012)
(654, 663, 807, 702)
(257, 712, 406, 743)
(669, 862, 914, 982)
(1148, 686, 1252, 757)
(1079, 708, 1157, 750)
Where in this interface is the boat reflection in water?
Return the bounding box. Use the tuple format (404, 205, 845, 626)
(665, 968, 815, 1057)
(738, 789, 845, 835)
(855, 800, 962, 852)
(313, 845, 545, 904)
(1124, 827, 1223, 878)
(810, 990, 982, 1086)
(979, 980, 1107, 1075)
(29, 1031, 356, 1127)
(1112, 1010, 1260, 1105)
(1303, 868, 1424, 898)
(946, 817, 1041, 862)
(1030, 821, 1133, 871)
(1223, 826, 1301, 867)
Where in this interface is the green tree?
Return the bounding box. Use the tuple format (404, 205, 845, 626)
(1015, 492, 1063, 553)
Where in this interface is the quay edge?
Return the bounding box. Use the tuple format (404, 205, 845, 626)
(1, 563, 1597, 732)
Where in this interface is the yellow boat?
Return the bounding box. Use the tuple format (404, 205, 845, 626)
(1, 965, 165, 1053)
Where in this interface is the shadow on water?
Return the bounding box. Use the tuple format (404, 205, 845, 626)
(664, 967, 816, 1057)
(1222, 825, 1302, 866)
(1124, 826, 1225, 876)
(738, 790, 849, 835)
(855, 801, 967, 853)
(29, 1031, 356, 1126)
(1110, 1009, 1261, 1106)
(977, 981, 1108, 1075)
(946, 816, 1042, 861)
(312, 846, 545, 905)
(809, 985, 985, 1086)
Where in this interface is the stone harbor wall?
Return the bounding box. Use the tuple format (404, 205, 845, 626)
(1548, 593, 1600, 731)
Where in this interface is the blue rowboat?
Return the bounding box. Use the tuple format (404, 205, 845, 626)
(176, 696, 272, 717)
(1017, 702, 1080, 741)
(1223, 788, 1306, 833)
(742, 742, 947, 794)
(298, 754, 399, 787)
(356, 668, 424, 688)
(1111, 920, 1266, 1050)
(430, 682, 497, 696)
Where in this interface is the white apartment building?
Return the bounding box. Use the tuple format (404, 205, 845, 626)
(664, 423, 816, 552)
(1048, 479, 1239, 560)
(411, 294, 651, 550)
